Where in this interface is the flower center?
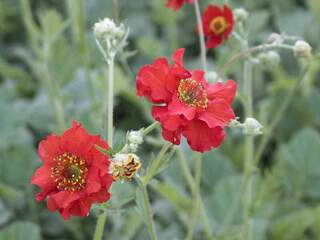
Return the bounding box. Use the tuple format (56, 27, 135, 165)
(51, 152, 88, 192)
(177, 78, 208, 109)
(209, 16, 227, 35)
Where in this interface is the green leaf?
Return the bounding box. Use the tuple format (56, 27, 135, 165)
(0, 221, 41, 240)
(205, 175, 243, 226)
(269, 207, 320, 240)
(275, 128, 320, 200)
(202, 150, 235, 190)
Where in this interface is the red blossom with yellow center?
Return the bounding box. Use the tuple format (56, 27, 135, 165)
(136, 48, 237, 152)
(202, 5, 234, 49)
(165, 0, 193, 11)
(31, 121, 113, 220)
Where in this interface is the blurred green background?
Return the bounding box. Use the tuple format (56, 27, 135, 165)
(0, 0, 320, 239)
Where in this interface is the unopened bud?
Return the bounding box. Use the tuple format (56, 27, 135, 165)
(267, 33, 283, 44)
(243, 118, 263, 136)
(128, 130, 143, 145)
(294, 40, 312, 58)
(258, 51, 280, 68)
(234, 8, 249, 22)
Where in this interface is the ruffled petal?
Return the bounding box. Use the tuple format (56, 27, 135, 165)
(198, 99, 235, 128)
(206, 80, 237, 103)
(38, 135, 62, 164)
(31, 165, 57, 201)
(136, 57, 171, 103)
(162, 128, 182, 145)
(152, 106, 186, 131)
(183, 120, 225, 152)
(168, 95, 196, 120)
(172, 48, 185, 66)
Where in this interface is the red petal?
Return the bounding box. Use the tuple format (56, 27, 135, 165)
(171, 48, 185, 66)
(86, 167, 101, 194)
(183, 120, 225, 152)
(50, 191, 80, 209)
(38, 135, 62, 164)
(162, 128, 182, 145)
(202, 5, 224, 35)
(168, 95, 196, 120)
(206, 80, 237, 103)
(166, 0, 185, 11)
(31, 165, 57, 201)
(136, 58, 172, 103)
(198, 99, 235, 128)
(206, 35, 223, 49)
(152, 106, 186, 131)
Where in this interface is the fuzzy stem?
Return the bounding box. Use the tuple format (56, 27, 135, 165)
(176, 148, 214, 240)
(193, 0, 207, 72)
(137, 177, 158, 240)
(93, 212, 107, 240)
(143, 122, 159, 136)
(94, 55, 115, 240)
(104, 56, 115, 145)
(242, 60, 254, 240)
(218, 44, 294, 77)
(186, 153, 202, 240)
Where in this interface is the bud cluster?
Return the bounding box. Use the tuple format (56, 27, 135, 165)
(93, 18, 128, 59)
(229, 117, 263, 136)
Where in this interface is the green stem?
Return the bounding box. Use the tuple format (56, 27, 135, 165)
(253, 67, 309, 165)
(177, 147, 214, 240)
(193, 0, 207, 72)
(93, 53, 115, 240)
(105, 56, 115, 145)
(242, 60, 254, 240)
(186, 153, 202, 240)
(143, 122, 159, 136)
(218, 44, 294, 77)
(93, 212, 107, 240)
(137, 177, 158, 240)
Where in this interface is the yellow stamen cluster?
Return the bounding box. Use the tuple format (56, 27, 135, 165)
(111, 154, 141, 181)
(210, 16, 227, 35)
(178, 78, 208, 109)
(51, 152, 88, 192)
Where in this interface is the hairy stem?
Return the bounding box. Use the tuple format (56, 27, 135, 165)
(242, 60, 254, 240)
(143, 122, 159, 136)
(193, 0, 207, 72)
(218, 44, 294, 77)
(186, 153, 202, 240)
(137, 177, 158, 240)
(104, 56, 115, 145)
(176, 148, 214, 240)
(93, 212, 107, 240)
(93, 56, 115, 240)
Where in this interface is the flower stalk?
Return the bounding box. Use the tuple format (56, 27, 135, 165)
(193, 0, 207, 72)
(186, 152, 202, 240)
(242, 60, 254, 240)
(136, 176, 158, 240)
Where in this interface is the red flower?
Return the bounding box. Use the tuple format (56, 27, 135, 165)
(202, 5, 234, 49)
(166, 0, 193, 11)
(31, 121, 113, 220)
(136, 49, 237, 152)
